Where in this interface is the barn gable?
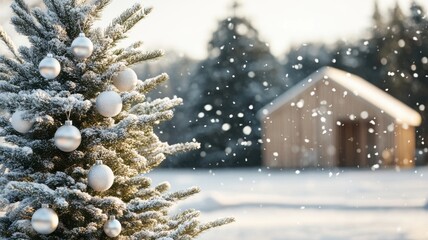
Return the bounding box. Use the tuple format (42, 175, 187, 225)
(260, 67, 421, 126)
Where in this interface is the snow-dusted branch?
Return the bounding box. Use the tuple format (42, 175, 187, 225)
(0, 26, 22, 62)
(136, 73, 169, 94)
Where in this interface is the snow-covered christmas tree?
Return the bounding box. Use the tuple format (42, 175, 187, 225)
(0, 0, 233, 239)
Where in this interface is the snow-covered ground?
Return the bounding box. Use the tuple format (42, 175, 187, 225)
(147, 167, 428, 240)
(1, 167, 426, 239)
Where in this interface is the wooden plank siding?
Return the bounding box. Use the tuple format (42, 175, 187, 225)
(394, 125, 416, 167)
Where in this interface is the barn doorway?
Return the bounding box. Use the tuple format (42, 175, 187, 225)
(337, 120, 376, 167)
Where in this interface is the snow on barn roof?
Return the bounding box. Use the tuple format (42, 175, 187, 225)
(259, 66, 422, 126)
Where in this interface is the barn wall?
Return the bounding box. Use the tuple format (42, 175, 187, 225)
(261, 77, 401, 168)
(394, 125, 416, 168)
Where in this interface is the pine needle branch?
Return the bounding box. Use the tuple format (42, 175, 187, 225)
(11, 1, 45, 38)
(126, 49, 164, 65)
(136, 73, 169, 94)
(164, 187, 200, 201)
(32, 7, 56, 37)
(122, 7, 153, 32)
(162, 142, 201, 156)
(112, 3, 142, 26)
(0, 26, 23, 63)
(14, 0, 30, 14)
(91, 0, 112, 19)
(0, 56, 27, 78)
(197, 217, 235, 234)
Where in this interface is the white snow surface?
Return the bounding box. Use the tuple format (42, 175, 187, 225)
(148, 167, 428, 240)
(1, 167, 426, 239)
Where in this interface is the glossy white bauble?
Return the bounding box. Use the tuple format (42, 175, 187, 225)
(54, 120, 81, 152)
(71, 33, 94, 59)
(96, 91, 122, 117)
(88, 160, 114, 192)
(39, 53, 61, 79)
(31, 204, 59, 235)
(10, 111, 33, 133)
(103, 215, 122, 237)
(112, 68, 138, 92)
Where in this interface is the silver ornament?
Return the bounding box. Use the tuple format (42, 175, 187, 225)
(103, 215, 122, 238)
(71, 33, 94, 59)
(31, 204, 59, 235)
(96, 91, 122, 117)
(112, 68, 138, 92)
(10, 111, 33, 133)
(39, 53, 61, 79)
(88, 160, 114, 192)
(54, 120, 81, 152)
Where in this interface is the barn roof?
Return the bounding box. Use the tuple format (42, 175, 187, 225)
(259, 66, 422, 126)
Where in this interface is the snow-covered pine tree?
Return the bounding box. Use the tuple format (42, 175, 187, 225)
(0, 0, 233, 239)
(283, 43, 331, 86)
(177, 3, 285, 168)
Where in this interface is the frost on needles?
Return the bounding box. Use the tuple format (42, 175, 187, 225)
(0, 0, 234, 239)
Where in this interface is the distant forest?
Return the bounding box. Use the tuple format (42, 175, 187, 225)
(134, 1, 428, 168)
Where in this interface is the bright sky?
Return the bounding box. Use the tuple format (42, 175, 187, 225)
(2, 0, 428, 59)
(98, 0, 428, 59)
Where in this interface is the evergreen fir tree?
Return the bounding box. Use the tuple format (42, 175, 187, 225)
(378, 3, 411, 101)
(0, 0, 233, 239)
(283, 43, 331, 86)
(333, 1, 428, 153)
(404, 1, 428, 150)
(179, 2, 284, 168)
(410, 0, 425, 24)
(334, 1, 385, 85)
(373, 1, 427, 127)
(281, 1, 428, 157)
(283, 1, 386, 87)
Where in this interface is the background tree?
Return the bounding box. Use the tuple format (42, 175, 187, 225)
(0, 0, 232, 239)
(175, 3, 285, 168)
(342, 1, 428, 152)
(282, 43, 331, 86)
(283, 2, 385, 87)
(283, 1, 428, 163)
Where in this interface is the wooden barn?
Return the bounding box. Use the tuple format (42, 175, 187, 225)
(259, 67, 422, 168)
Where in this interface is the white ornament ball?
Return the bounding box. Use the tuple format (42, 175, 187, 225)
(54, 120, 81, 152)
(71, 33, 93, 59)
(103, 215, 122, 238)
(39, 53, 61, 79)
(10, 111, 33, 133)
(88, 160, 114, 192)
(96, 91, 122, 117)
(112, 68, 138, 92)
(31, 204, 59, 235)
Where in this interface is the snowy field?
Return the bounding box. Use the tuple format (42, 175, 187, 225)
(147, 167, 428, 240)
(1, 167, 426, 239)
